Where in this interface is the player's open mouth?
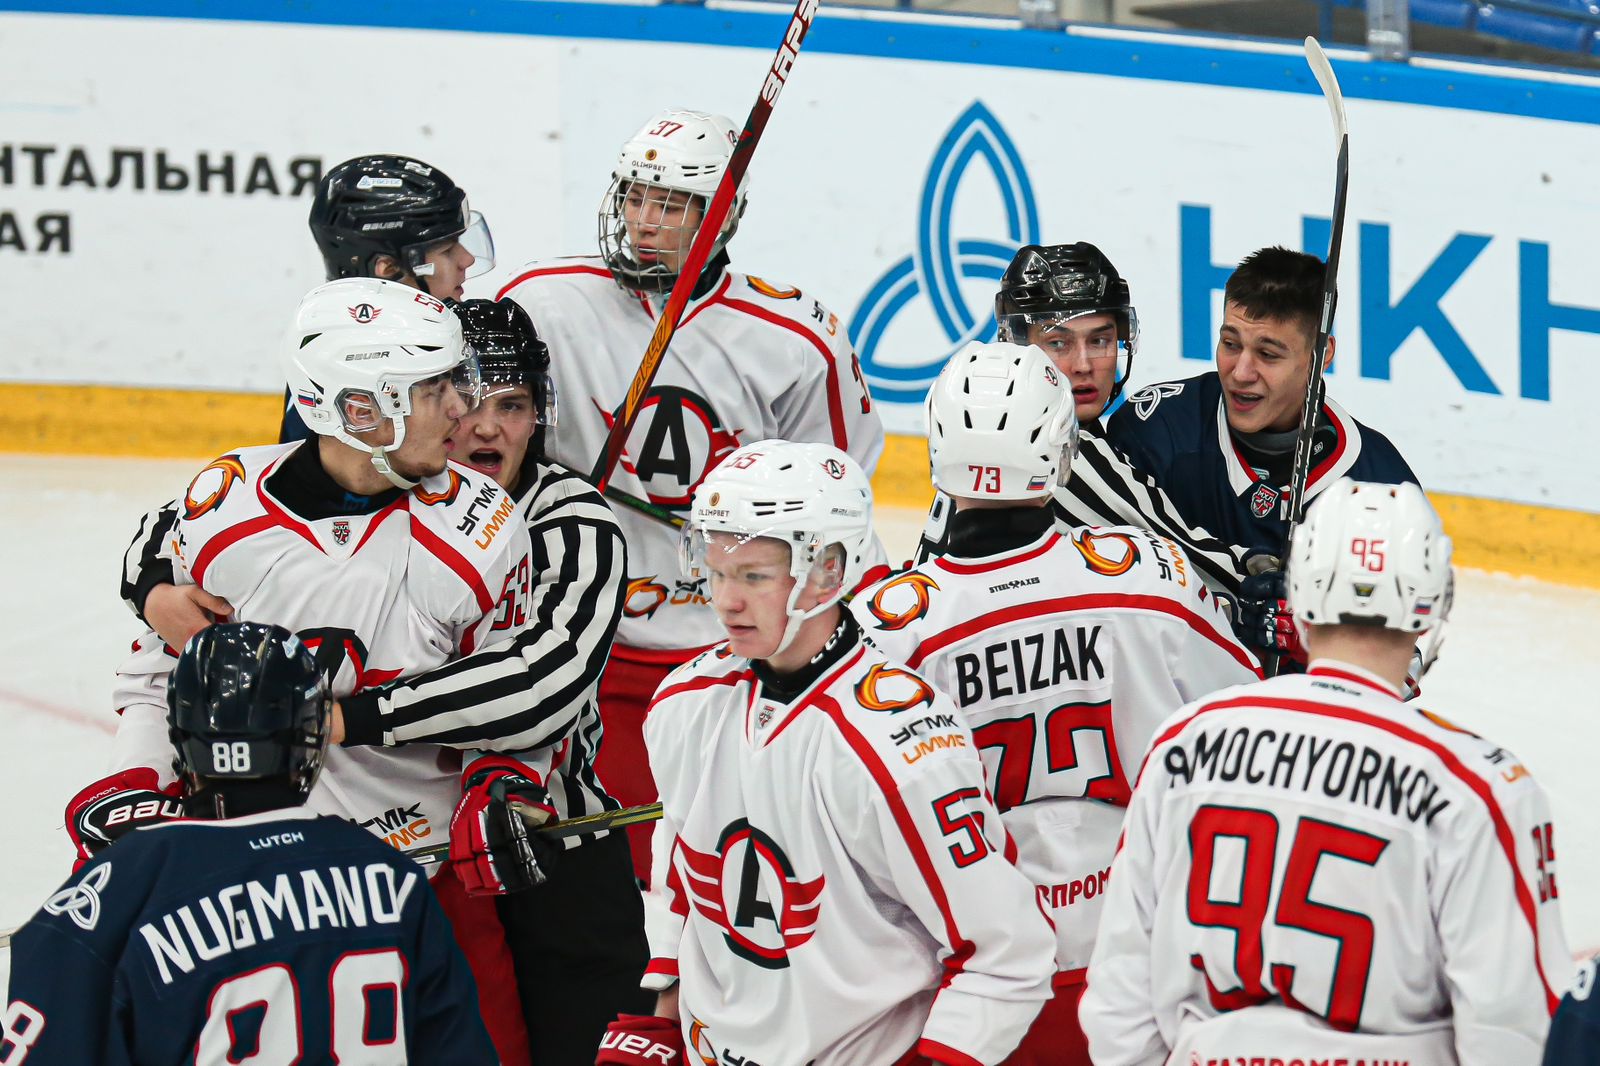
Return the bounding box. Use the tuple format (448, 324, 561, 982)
(467, 449, 504, 475)
(1228, 391, 1264, 412)
(1073, 386, 1100, 405)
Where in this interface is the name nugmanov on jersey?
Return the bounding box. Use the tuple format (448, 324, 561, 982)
(952, 625, 1105, 706)
(138, 863, 421, 984)
(1162, 726, 1452, 826)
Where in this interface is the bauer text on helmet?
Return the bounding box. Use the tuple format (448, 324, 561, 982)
(927, 341, 1080, 502)
(282, 278, 482, 490)
(683, 441, 874, 661)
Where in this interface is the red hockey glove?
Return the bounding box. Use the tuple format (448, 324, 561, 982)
(449, 755, 560, 896)
(596, 1015, 685, 1066)
(65, 767, 184, 870)
(1236, 568, 1307, 665)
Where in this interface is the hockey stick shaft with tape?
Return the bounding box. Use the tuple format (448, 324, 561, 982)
(589, 0, 822, 492)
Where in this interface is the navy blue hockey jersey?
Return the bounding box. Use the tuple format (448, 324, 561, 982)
(1543, 955, 1600, 1065)
(2, 808, 494, 1065)
(1106, 371, 1417, 562)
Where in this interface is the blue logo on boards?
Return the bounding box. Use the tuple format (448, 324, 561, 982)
(848, 102, 1039, 405)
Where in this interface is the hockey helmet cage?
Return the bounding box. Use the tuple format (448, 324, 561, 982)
(927, 341, 1080, 501)
(598, 110, 748, 293)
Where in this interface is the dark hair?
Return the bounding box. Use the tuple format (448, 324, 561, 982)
(1223, 246, 1324, 341)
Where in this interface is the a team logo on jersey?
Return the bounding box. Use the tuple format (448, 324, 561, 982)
(745, 275, 801, 300)
(45, 862, 112, 931)
(1071, 530, 1139, 577)
(865, 571, 940, 630)
(1250, 482, 1280, 519)
(413, 467, 466, 506)
(347, 302, 382, 323)
(1416, 707, 1481, 738)
(688, 1018, 719, 1066)
(678, 820, 824, 969)
(331, 519, 351, 545)
(625, 576, 669, 619)
(1129, 381, 1184, 420)
(854, 662, 936, 713)
(182, 454, 246, 520)
(595, 386, 745, 508)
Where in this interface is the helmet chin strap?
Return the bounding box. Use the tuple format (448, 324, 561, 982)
(339, 412, 419, 491)
(770, 580, 844, 659)
(369, 447, 419, 491)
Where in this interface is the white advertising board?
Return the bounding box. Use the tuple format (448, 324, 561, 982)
(3, 5, 1599, 511)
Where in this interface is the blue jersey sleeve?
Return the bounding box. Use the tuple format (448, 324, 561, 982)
(1543, 957, 1600, 1066)
(406, 878, 499, 1062)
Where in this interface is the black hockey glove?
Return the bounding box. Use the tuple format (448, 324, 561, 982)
(1236, 567, 1306, 665)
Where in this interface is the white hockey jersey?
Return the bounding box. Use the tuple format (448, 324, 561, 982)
(497, 257, 885, 655)
(108, 443, 530, 866)
(855, 512, 1262, 978)
(1083, 661, 1573, 1066)
(641, 620, 1055, 1066)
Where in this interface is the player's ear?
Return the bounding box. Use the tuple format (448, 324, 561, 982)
(814, 544, 846, 594)
(370, 255, 405, 282)
(339, 390, 383, 434)
(1322, 333, 1336, 371)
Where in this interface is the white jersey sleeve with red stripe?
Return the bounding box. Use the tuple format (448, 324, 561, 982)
(1081, 661, 1573, 1066)
(104, 444, 528, 865)
(854, 526, 1261, 974)
(640, 636, 1055, 1066)
(497, 259, 884, 653)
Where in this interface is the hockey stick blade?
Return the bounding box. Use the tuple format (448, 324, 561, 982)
(517, 799, 664, 840)
(589, 0, 821, 492)
(1303, 37, 1348, 146)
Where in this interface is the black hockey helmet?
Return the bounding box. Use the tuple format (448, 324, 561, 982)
(167, 622, 330, 816)
(995, 242, 1139, 405)
(451, 297, 558, 431)
(308, 155, 495, 293)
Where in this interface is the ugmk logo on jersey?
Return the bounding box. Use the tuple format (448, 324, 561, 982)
(678, 820, 824, 969)
(596, 386, 744, 508)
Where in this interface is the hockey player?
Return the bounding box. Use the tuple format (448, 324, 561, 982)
(498, 109, 884, 879)
(917, 243, 1253, 600)
(1544, 955, 1600, 1064)
(335, 296, 654, 1062)
(597, 440, 1055, 1066)
(1082, 479, 1571, 1065)
(5, 621, 495, 1064)
(71, 278, 536, 1058)
(861, 342, 1262, 1065)
(1105, 246, 1419, 661)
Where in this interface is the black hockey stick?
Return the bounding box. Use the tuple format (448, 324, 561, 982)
(1286, 37, 1349, 533)
(1257, 38, 1348, 679)
(589, 0, 822, 492)
(552, 461, 685, 530)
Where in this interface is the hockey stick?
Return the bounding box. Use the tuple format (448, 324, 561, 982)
(588, 0, 822, 492)
(1286, 37, 1349, 533)
(553, 461, 685, 530)
(1257, 38, 1348, 679)
(399, 801, 667, 869)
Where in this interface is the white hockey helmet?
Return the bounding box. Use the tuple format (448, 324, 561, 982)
(281, 277, 482, 489)
(1288, 478, 1455, 670)
(598, 109, 748, 293)
(681, 440, 874, 656)
(926, 340, 1080, 501)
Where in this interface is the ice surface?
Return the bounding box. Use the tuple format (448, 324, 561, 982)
(3, 454, 1596, 1001)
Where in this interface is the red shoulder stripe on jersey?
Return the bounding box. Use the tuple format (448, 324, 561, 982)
(351, 495, 409, 554)
(1139, 692, 1560, 1014)
(648, 669, 754, 716)
(761, 647, 867, 747)
(495, 263, 612, 300)
(932, 534, 1058, 574)
(409, 516, 494, 615)
(191, 514, 280, 586)
(250, 454, 326, 557)
(815, 694, 977, 991)
(715, 292, 848, 448)
(915, 1039, 984, 1066)
(1305, 401, 1352, 497)
(680, 274, 732, 330)
(905, 593, 1261, 679)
